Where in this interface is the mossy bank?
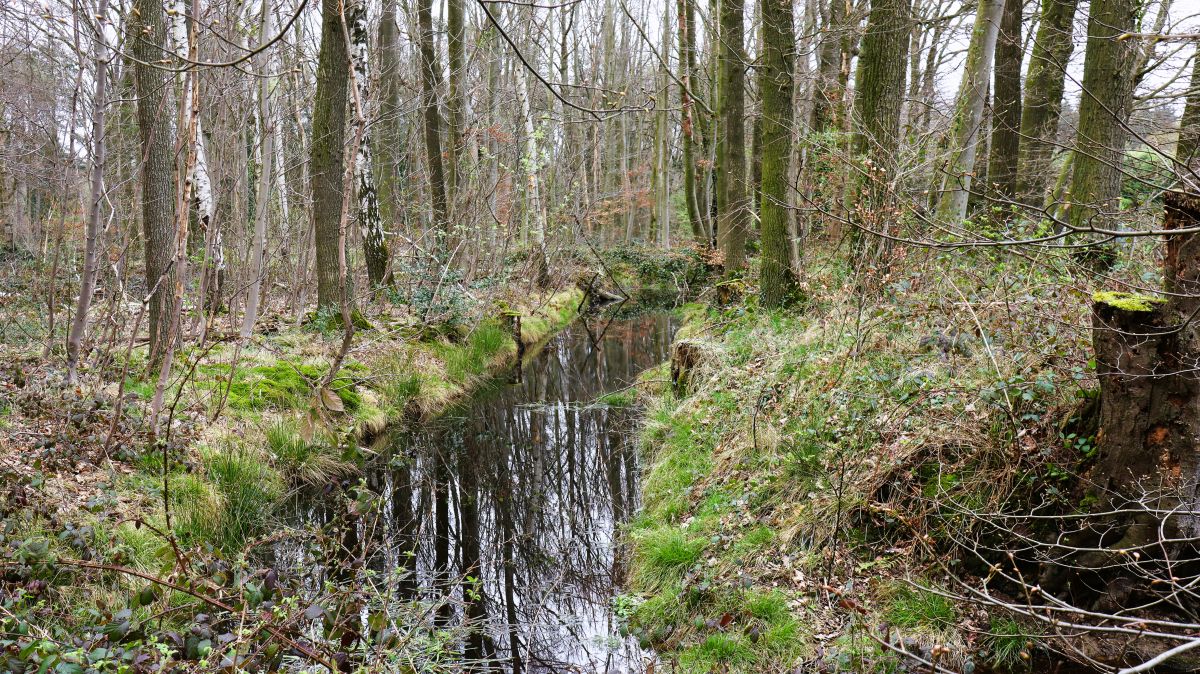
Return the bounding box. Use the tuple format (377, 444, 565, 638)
(618, 252, 1108, 673)
(4, 289, 584, 641)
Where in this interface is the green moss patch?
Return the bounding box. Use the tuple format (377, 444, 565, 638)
(1093, 290, 1165, 312)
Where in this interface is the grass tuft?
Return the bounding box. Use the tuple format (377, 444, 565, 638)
(885, 584, 957, 631)
(265, 419, 355, 485)
(987, 617, 1040, 670)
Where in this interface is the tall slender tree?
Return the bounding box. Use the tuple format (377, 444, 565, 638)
(310, 0, 351, 311)
(677, 0, 706, 244)
(418, 0, 450, 256)
(375, 0, 404, 227)
(1016, 0, 1079, 205)
(986, 0, 1023, 203)
(65, 0, 110, 382)
(759, 0, 797, 306)
(130, 0, 177, 365)
(347, 0, 390, 287)
(447, 0, 466, 200)
(242, 0, 276, 337)
(934, 0, 1003, 224)
(717, 0, 749, 272)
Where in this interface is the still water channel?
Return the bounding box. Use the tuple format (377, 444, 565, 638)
(294, 309, 678, 672)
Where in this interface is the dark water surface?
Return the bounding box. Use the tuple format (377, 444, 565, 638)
(359, 310, 677, 672)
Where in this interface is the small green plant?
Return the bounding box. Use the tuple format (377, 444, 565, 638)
(986, 617, 1040, 669)
(885, 585, 956, 630)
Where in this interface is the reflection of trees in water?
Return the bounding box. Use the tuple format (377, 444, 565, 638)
(374, 312, 677, 672)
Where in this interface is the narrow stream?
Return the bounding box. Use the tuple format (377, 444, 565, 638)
(352, 309, 676, 671)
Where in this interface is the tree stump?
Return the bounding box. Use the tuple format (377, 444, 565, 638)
(1087, 188, 1200, 568)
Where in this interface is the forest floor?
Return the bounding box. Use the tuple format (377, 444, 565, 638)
(619, 248, 1123, 673)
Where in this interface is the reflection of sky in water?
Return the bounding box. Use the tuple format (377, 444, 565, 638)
(385, 311, 678, 672)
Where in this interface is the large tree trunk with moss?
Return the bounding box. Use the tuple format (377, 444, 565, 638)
(934, 0, 1002, 225)
(311, 0, 350, 312)
(1016, 0, 1078, 205)
(986, 0, 1021, 204)
(1064, 0, 1141, 235)
(716, 0, 749, 273)
(131, 0, 178, 365)
(759, 0, 796, 307)
(1085, 190, 1200, 603)
(846, 0, 911, 254)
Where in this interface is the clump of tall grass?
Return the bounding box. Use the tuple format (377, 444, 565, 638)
(264, 419, 355, 486)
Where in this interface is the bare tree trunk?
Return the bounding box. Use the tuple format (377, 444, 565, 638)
(811, 0, 849, 131)
(151, 0, 202, 425)
(518, 66, 550, 288)
(717, 0, 749, 273)
(348, 0, 390, 288)
(1177, 54, 1200, 164)
(131, 0, 178, 366)
(66, 0, 111, 382)
(1064, 0, 1141, 235)
(677, 0, 706, 244)
(447, 0, 465, 201)
(934, 0, 1002, 224)
(1016, 0, 1078, 205)
(846, 0, 911, 253)
(241, 0, 275, 338)
(986, 0, 1022, 203)
(376, 0, 404, 230)
(311, 0, 351, 312)
(418, 0, 451, 257)
(171, 0, 218, 340)
(759, 0, 797, 306)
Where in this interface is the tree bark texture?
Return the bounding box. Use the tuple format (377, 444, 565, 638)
(717, 0, 749, 273)
(131, 0, 178, 365)
(986, 0, 1022, 203)
(934, 0, 1002, 225)
(1016, 0, 1079, 205)
(759, 0, 797, 306)
(1065, 0, 1141, 234)
(311, 0, 350, 311)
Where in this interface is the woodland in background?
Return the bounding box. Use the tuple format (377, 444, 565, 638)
(3, 0, 1200, 669)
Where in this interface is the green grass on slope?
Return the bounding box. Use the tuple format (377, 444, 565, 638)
(624, 251, 1098, 672)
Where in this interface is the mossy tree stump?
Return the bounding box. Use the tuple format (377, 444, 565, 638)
(1087, 189, 1200, 580)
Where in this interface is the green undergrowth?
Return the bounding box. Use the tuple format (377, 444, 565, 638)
(603, 243, 717, 302)
(0, 287, 588, 670)
(624, 251, 1110, 672)
(112, 288, 583, 557)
